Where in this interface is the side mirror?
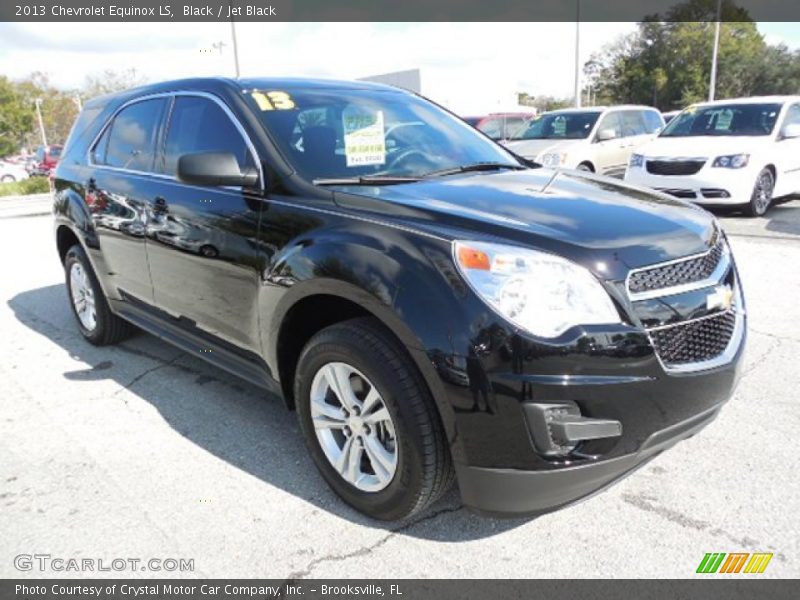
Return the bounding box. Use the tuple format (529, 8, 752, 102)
(177, 152, 259, 187)
(596, 128, 617, 142)
(780, 123, 800, 140)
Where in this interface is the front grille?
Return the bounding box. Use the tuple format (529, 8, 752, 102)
(650, 310, 736, 366)
(646, 159, 706, 176)
(628, 241, 724, 294)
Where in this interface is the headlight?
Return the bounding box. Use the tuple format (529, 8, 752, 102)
(541, 152, 566, 167)
(712, 154, 749, 169)
(453, 241, 620, 338)
(629, 153, 644, 168)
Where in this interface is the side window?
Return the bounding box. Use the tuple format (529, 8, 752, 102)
(162, 96, 254, 176)
(97, 99, 166, 171)
(782, 103, 800, 128)
(620, 110, 647, 137)
(477, 118, 503, 140)
(642, 110, 664, 134)
(596, 112, 622, 139)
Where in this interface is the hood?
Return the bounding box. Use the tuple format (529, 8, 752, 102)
(331, 168, 717, 280)
(639, 135, 773, 158)
(504, 138, 582, 159)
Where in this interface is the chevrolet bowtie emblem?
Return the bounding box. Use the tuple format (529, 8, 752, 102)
(706, 284, 734, 311)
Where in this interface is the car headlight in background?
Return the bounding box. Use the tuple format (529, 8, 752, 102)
(629, 153, 644, 168)
(712, 154, 749, 169)
(540, 152, 567, 167)
(453, 241, 620, 338)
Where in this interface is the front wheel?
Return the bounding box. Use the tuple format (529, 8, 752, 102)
(576, 162, 594, 172)
(295, 317, 453, 520)
(744, 168, 775, 217)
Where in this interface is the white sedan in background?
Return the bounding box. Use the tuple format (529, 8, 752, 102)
(0, 160, 30, 183)
(625, 96, 800, 217)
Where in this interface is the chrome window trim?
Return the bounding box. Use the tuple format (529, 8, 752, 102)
(85, 90, 264, 192)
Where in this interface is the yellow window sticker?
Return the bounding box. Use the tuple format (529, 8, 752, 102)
(343, 110, 386, 167)
(251, 91, 297, 111)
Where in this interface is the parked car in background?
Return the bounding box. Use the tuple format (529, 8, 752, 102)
(504, 106, 664, 178)
(0, 159, 30, 183)
(625, 96, 800, 217)
(463, 112, 537, 141)
(28, 144, 63, 177)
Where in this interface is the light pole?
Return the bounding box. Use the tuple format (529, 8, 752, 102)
(34, 98, 47, 147)
(229, 7, 241, 78)
(709, 0, 722, 101)
(73, 93, 83, 111)
(574, 0, 582, 108)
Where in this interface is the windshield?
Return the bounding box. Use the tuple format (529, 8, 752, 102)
(245, 88, 520, 181)
(510, 111, 600, 140)
(660, 103, 782, 137)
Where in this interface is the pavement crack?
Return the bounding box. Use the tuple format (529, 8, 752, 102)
(112, 352, 184, 397)
(284, 504, 463, 580)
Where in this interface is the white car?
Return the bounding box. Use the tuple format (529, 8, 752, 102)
(625, 96, 800, 217)
(0, 160, 30, 183)
(504, 105, 664, 178)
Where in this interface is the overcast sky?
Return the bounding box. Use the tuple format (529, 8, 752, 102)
(1, 22, 798, 114)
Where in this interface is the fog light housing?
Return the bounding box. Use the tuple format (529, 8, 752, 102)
(523, 401, 622, 458)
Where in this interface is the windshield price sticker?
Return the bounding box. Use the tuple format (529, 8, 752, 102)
(343, 110, 386, 167)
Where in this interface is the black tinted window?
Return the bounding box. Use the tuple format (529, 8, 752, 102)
(100, 99, 165, 171)
(162, 96, 253, 176)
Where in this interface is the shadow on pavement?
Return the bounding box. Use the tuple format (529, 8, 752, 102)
(764, 201, 800, 237)
(8, 283, 533, 541)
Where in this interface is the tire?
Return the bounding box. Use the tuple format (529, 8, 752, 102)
(744, 168, 775, 217)
(295, 317, 454, 520)
(1, 174, 15, 183)
(64, 244, 134, 345)
(576, 162, 594, 172)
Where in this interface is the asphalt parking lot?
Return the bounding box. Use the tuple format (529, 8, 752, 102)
(1, 193, 798, 579)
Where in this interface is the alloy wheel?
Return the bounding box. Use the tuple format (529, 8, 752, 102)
(309, 362, 398, 492)
(69, 262, 97, 331)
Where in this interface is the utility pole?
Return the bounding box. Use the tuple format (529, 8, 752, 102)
(229, 7, 241, 78)
(574, 0, 582, 108)
(73, 93, 83, 111)
(709, 0, 722, 101)
(34, 98, 47, 147)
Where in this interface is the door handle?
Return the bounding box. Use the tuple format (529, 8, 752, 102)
(152, 196, 168, 215)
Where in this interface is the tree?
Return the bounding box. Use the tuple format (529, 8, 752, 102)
(0, 76, 34, 157)
(586, 0, 800, 111)
(517, 93, 572, 112)
(13, 72, 80, 151)
(83, 68, 147, 99)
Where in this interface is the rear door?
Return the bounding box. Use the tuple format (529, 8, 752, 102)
(593, 111, 626, 176)
(86, 97, 169, 303)
(145, 93, 263, 353)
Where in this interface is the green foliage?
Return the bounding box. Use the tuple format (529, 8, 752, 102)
(586, 0, 800, 111)
(0, 76, 34, 157)
(0, 176, 50, 197)
(517, 93, 573, 112)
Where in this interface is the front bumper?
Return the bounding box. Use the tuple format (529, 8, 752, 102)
(457, 404, 720, 517)
(625, 165, 755, 205)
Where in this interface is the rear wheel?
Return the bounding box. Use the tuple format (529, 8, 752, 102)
(64, 244, 134, 345)
(295, 317, 453, 520)
(744, 168, 774, 217)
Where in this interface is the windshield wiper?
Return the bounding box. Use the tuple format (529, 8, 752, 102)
(424, 162, 527, 178)
(313, 175, 422, 186)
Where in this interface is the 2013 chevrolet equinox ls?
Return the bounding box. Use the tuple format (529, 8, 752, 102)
(53, 78, 745, 520)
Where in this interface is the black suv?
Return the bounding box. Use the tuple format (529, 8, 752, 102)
(53, 78, 745, 520)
